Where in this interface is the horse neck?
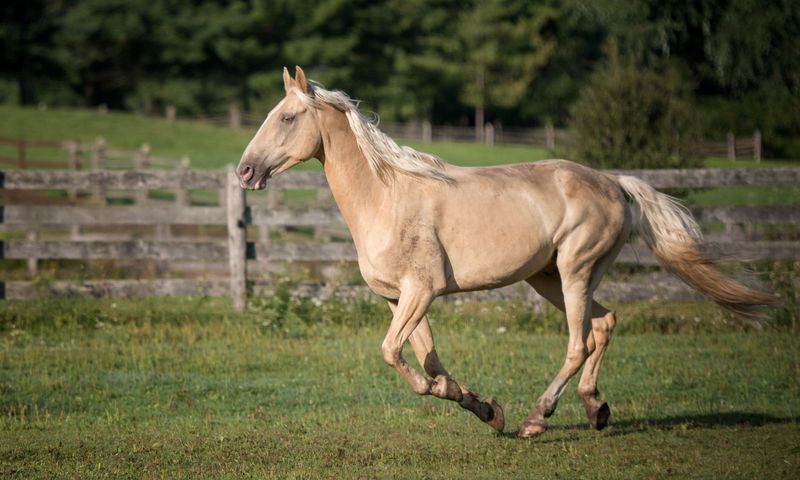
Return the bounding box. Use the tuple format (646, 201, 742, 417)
(317, 108, 387, 237)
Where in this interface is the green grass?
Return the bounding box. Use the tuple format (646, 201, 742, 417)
(1, 296, 799, 478)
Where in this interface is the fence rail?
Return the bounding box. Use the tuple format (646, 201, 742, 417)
(2, 166, 799, 307)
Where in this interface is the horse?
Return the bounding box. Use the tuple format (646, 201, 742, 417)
(237, 66, 775, 438)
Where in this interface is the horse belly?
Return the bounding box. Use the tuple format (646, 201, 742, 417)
(443, 226, 555, 293)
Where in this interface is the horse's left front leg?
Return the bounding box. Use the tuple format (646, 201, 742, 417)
(381, 290, 437, 396)
(408, 314, 505, 432)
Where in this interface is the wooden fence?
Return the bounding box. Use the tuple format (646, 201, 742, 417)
(1, 164, 799, 308)
(378, 122, 764, 161)
(159, 106, 765, 161)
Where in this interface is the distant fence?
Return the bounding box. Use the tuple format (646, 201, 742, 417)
(195, 109, 763, 161)
(378, 122, 764, 161)
(0, 136, 187, 171)
(1, 164, 799, 308)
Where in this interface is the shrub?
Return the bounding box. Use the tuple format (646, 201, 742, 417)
(571, 55, 701, 169)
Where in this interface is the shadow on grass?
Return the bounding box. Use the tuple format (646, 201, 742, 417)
(497, 412, 796, 441)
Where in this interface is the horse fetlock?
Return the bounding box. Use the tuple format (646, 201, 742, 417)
(430, 375, 463, 402)
(577, 384, 598, 400)
(535, 396, 558, 418)
(410, 376, 432, 395)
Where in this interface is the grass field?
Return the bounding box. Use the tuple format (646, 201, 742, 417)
(1, 297, 799, 478)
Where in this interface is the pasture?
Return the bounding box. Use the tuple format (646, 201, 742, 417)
(1, 105, 799, 477)
(1, 296, 799, 478)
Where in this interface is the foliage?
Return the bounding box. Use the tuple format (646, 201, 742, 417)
(570, 50, 702, 169)
(0, 0, 797, 159)
(457, 0, 556, 127)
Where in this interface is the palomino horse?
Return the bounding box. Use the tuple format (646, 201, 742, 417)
(238, 67, 774, 437)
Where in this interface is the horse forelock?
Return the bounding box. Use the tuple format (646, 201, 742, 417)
(294, 82, 454, 185)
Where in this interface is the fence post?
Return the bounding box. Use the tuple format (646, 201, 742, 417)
(165, 104, 176, 122)
(66, 141, 80, 201)
(134, 144, 150, 205)
(66, 141, 81, 238)
(227, 165, 247, 311)
(229, 103, 242, 129)
(92, 137, 107, 204)
(422, 120, 432, 143)
(753, 130, 762, 163)
(726, 131, 736, 160)
(27, 230, 38, 277)
(175, 156, 191, 207)
(545, 122, 556, 151)
(484, 122, 495, 146)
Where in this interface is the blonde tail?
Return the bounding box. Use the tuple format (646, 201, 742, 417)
(616, 175, 776, 319)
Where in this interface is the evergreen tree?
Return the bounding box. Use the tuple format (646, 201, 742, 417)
(457, 0, 556, 135)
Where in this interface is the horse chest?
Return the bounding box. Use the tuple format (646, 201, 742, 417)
(354, 232, 447, 299)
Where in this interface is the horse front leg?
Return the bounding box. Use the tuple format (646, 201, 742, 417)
(380, 291, 437, 396)
(408, 314, 505, 432)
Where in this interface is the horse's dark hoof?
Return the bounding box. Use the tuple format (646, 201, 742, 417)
(518, 419, 547, 438)
(586, 400, 610, 430)
(485, 398, 505, 433)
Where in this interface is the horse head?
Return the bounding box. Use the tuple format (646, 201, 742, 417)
(237, 66, 322, 190)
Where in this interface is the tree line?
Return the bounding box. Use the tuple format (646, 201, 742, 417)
(1, 0, 798, 158)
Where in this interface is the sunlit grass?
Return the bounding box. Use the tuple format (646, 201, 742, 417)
(0, 296, 798, 477)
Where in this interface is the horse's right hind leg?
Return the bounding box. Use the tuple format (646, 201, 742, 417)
(523, 272, 617, 434)
(578, 309, 616, 430)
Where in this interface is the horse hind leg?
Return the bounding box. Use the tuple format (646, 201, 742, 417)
(519, 269, 594, 438)
(408, 314, 504, 432)
(520, 271, 617, 436)
(521, 235, 625, 437)
(578, 308, 616, 430)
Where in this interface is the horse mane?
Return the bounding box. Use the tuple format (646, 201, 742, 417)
(295, 82, 455, 184)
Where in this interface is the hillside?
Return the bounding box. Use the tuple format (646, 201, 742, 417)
(0, 106, 552, 170)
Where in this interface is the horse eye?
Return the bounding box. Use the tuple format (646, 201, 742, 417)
(282, 114, 295, 123)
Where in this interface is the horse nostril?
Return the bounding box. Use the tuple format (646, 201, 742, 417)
(239, 165, 254, 182)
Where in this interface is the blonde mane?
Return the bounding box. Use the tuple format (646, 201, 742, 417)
(295, 82, 455, 184)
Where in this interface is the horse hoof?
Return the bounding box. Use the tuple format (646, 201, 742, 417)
(591, 401, 611, 430)
(485, 398, 505, 433)
(518, 419, 547, 438)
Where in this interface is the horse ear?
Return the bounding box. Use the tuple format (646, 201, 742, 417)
(283, 67, 293, 94)
(295, 66, 309, 94)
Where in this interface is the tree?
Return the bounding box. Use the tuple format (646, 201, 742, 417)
(458, 0, 556, 138)
(0, 0, 65, 105)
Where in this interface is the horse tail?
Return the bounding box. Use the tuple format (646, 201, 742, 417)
(615, 175, 776, 319)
